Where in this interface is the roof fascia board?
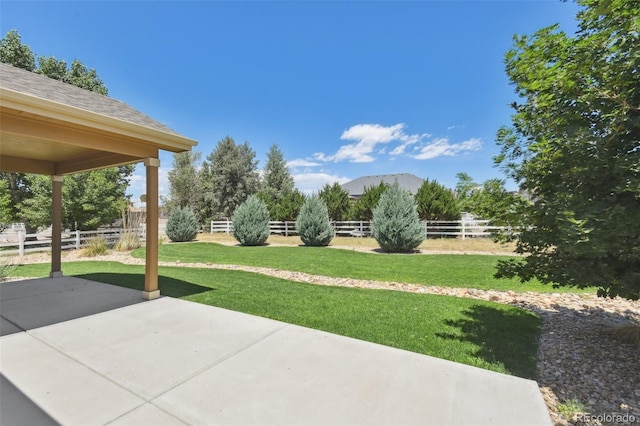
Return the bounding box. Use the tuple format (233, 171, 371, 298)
(1, 87, 197, 152)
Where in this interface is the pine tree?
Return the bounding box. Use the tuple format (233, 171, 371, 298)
(167, 151, 202, 215)
(232, 195, 270, 246)
(296, 195, 334, 247)
(372, 183, 424, 253)
(348, 182, 387, 220)
(318, 182, 350, 221)
(415, 179, 460, 221)
(201, 136, 260, 219)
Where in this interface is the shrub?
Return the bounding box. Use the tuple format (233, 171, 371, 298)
(0, 257, 16, 282)
(166, 207, 199, 242)
(372, 183, 424, 253)
(115, 231, 142, 251)
(232, 195, 270, 246)
(297, 195, 334, 247)
(82, 236, 109, 257)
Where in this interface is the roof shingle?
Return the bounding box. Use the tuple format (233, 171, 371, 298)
(0, 62, 182, 136)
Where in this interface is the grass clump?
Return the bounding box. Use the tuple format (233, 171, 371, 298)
(0, 257, 17, 282)
(557, 398, 586, 420)
(81, 236, 109, 257)
(115, 231, 142, 251)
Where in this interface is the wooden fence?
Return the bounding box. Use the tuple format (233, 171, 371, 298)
(0, 228, 145, 256)
(211, 220, 506, 239)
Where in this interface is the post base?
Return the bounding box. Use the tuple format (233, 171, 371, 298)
(142, 290, 160, 300)
(49, 271, 64, 278)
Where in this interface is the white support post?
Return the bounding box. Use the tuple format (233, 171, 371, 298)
(461, 220, 466, 240)
(18, 232, 24, 256)
(75, 230, 81, 249)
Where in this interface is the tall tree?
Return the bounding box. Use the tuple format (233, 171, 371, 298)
(318, 182, 350, 221)
(262, 144, 294, 198)
(494, 0, 640, 300)
(257, 144, 295, 219)
(167, 151, 202, 214)
(455, 173, 528, 226)
(415, 180, 460, 221)
(0, 29, 130, 231)
(201, 136, 259, 219)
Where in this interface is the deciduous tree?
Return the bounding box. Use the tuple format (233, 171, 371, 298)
(0, 30, 129, 231)
(494, 0, 640, 300)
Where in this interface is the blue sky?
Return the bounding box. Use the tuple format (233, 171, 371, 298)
(1, 1, 580, 203)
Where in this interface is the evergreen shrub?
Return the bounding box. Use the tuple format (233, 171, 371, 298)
(297, 195, 334, 247)
(372, 183, 424, 253)
(232, 195, 270, 246)
(166, 207, 199, 242)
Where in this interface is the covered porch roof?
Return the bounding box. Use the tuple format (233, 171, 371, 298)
(0, 62, 197, 298)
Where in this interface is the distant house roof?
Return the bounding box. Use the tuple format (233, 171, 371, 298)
(341, 173, 425, 198)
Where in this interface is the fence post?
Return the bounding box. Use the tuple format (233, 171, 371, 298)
(424, 222, 428, 239)
(210, 221, 213, 234)
(461, 220, 466, 240)
(226, 219, 231, 234)
(18, 232, 25, 256)
(285, 221, 289, 237)
(360, 221, 364, 238)
(75, 230, 81, 249)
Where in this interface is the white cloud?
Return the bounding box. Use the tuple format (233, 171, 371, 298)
(313, 123, 431, 163)
(447, 124, 466, 130)
(293, 173, 350, 195)
(412, 137, 482, 160)
(287, 158, 321, 168)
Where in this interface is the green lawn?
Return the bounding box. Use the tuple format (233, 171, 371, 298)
(133, 242, 591, 293)
(12, 261, 541, 379)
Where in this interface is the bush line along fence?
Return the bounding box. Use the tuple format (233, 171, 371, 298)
(1, 220, 509, 256)
(0, 228, 146, 256)
(211, 220, 509, 239)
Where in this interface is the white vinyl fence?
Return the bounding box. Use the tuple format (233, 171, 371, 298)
(0, 228, 145, 256)
(211, 220, 508, 240)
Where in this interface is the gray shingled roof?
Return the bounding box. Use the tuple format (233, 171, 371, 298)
(341, 173, 425, 197)
(0, 62, 182, 136)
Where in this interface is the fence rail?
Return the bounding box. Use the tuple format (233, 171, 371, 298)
(211, 220, 508, 239)
(0, 228, 145, 256)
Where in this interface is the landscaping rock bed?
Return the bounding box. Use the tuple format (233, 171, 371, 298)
(10, 249, 640, 425)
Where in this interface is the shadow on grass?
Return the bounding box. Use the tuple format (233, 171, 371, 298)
(76, 273, 213, 298)
(436, 304, 542, 379)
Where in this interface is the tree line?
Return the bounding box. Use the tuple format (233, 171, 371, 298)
(165, 136, 527, 227)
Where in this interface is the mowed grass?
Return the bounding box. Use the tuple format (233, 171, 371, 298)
(11, 261, 541, 379)
(133, 242, 591, 293)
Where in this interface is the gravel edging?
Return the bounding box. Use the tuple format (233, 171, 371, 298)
(9, 250, 640, 425)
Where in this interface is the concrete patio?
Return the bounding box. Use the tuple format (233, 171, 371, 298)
(0, 277, 552, 425)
